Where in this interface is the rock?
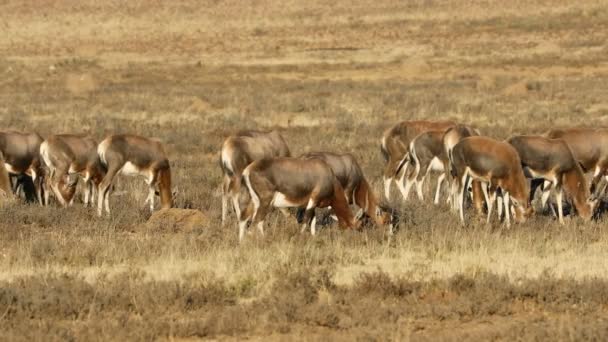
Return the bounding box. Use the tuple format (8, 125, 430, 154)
(143, 208, 209, 233)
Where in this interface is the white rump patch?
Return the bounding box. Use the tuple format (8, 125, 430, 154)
(444, 135, 458, 154)
(221, 147, 234, 174)
(97, 139, 111, 165)
(40, 141, 53, 169)
(271, 192, 298, 208)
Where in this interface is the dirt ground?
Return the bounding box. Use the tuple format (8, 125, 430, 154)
(1, 0, 608, 340)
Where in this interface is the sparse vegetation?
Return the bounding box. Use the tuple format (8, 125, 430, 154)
(1, 0, 608, 339)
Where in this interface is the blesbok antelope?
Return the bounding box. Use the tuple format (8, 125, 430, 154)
(507, 135, 596, 223)
(443, 124, 484, 213)
(299, 151, 398, 230)
(544, 128, 608, 197)
(97, 134, 172, 216)
(450, 136, 531, 227)
(0, 131, 45, 204)
(404, 130, 450, 204)
(380, 120, 454, 201)
(220, 130, 291, 225)
(40, 134, 106, 207)
(238, 157, 359, 241)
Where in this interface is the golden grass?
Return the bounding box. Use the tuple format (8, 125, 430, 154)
(1, 0, 608, 339)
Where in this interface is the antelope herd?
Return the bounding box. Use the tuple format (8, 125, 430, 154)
(0, 121, 605, 241)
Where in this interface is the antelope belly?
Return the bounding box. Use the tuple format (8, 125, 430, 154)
(271, 192, 298, 208)
(429, 157, 444, 172)
(121, 162, 142, 176)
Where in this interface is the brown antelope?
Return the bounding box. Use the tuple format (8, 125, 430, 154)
(507, 135, 596, 223)
(238, 157, 359, 242)
(450, 136, 531, 227)
(299, 151, 398, 231)
(96, 134, 172, 216)
(40, 134, 106, 207)
(544, 128, 608, 197)
(404, 130, 450, 204)
(380, 120, 454, 201)
(0, 131, 45, 204)
(443, 124, 484, 213)
(220, 130, 291, 226)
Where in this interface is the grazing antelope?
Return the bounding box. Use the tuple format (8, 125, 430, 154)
(299, 151, 398, 230)
(450, 136, 531, 227)
(40, 134, 106, 207)
(404, 130, 450, 204)
(544, 128, 608, 197)
(97, 134, 172, 216)
(0, 131, 45, 204)
(220, 130, 291, 226)
(507, 135, 596, 223)
(380, 120, 454, 201)
(443, 124, 484, 213)
(238, 157, 359, 242)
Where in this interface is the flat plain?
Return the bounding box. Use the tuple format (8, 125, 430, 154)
(1, 0, 608, 340)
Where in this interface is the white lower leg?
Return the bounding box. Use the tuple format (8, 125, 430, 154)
(310, 217, 317, 236)
(450, 180, 459, 211)
(83, 182, 91, 206)
(434, 173, 445, 205)
(497, 195, 504, 221)
(257, 221, 264, 236)
(238, 220, 248, 242)
(144, 187, 154, 210)
(556, 189, 564, 224)
(104, 191, 110, 214)
(458, 176, 467, 225)
(503, 192, 511, 227)
(97, 189, 105, 216)
(486, 191, 496, 224)
(415, 177, 425, 201)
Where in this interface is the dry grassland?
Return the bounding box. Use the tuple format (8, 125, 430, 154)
(1, 0, 608, 340)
